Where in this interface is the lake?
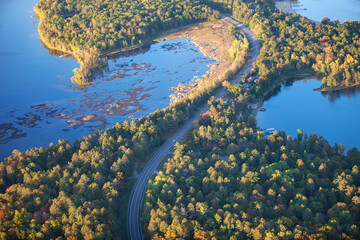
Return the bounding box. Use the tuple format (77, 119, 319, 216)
(292, 0, 360, 23)
(0, 0, 216, 160)
(257, 79, 360, 150)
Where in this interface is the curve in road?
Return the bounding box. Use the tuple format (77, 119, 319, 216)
(127, 15, 261, 240)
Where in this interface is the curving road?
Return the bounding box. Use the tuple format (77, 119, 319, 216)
(127, 15, 261, 240)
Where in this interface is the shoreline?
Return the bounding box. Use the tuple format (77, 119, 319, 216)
(157, 19, 236, 102)
(254, 74, 360, 126)
(35, 4, 210, 76)
(314, 82, 360, 92)
(0, 19, 237, 145)
(253, 70, 314, 119)
(34, 4, 213, 85)
(274, 0, 321, 24)
(275, 0, 296, 15)
(101, 22, 204, 58)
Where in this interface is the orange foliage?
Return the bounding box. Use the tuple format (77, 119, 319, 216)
(194, 230, 215, 239)
(116, 172, 126, 182)
(319, 36, 331, 43)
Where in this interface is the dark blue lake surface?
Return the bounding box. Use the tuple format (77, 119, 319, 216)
(257, 79, 360, 150)
(0, 0, 215, 160)
(293, 0, 360, 23)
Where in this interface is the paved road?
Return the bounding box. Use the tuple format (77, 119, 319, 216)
(127, 15, 261, 240)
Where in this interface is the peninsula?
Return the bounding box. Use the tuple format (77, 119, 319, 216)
(0, 0, 359, 240)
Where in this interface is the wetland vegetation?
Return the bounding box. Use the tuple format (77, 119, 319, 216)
(1, 0, 360, 239)
(34, 0, 220, 84)
(0, 16, 249, 239)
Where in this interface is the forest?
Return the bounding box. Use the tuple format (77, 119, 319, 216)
(34, 0, 219, 84)
(0, 95, 204, 239)
(141, 1, 360, 238)
(0, 26, 248, 238)
(227, 0, 360, 91)
(34, 0, 360, 89)
(1, 0, 360, 239)
(143, 78, 360, 240)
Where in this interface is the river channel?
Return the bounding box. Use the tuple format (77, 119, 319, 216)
(0, 0, 216, 160)
(257, 79, 360, 150)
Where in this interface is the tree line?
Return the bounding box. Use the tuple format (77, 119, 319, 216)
(0, 25, 248, 239)
(34, 0, 220, 84)
(3, 0, 359, 239)
(143, 75, 360, 239)
(0, 87, 211, 239)
(141, 3, 360, 238)
(227, 0, 360, 92)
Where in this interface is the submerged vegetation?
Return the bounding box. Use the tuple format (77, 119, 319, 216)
(0, 90, 212, 239)
(34, 0, 360, 89)
(0, 22, 248, 239)
(34, 0, 219, 84)
(1, 0, 360, 239)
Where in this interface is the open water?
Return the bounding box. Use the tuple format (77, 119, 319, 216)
(0, 0, 216, 159)
(293, 0, 360, 23)
(257, 79, 360, 150)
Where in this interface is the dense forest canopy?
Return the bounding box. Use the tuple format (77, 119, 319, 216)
(141, 1, 360, 238)
(34, 0, 360, 89)
(227, 0, 360, 91)
(35, 0, 219, 50)
(1, 0, 360, 239)
(0, 26, 245, 238)
(0, 98, 198, 239)
(144, 78, 360, 240)
(34, 0, 219, 84)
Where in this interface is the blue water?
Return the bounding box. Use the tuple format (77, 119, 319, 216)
(293, 0, 360, 23)
(0, 0, 215, 160)
(257, 79, 360, 150)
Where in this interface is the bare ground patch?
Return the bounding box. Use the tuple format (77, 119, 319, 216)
(156, 20, 237, 101)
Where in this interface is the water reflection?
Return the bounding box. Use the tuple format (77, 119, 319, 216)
(264, 79, 298, 101)
(257, 78, 360, 149)
(0, 37, 216, 159)
(40, 39, 74, 58)
(265, 78, 360, 103)
(321, 85, 360, 102)
(292, 0, 360, 23)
